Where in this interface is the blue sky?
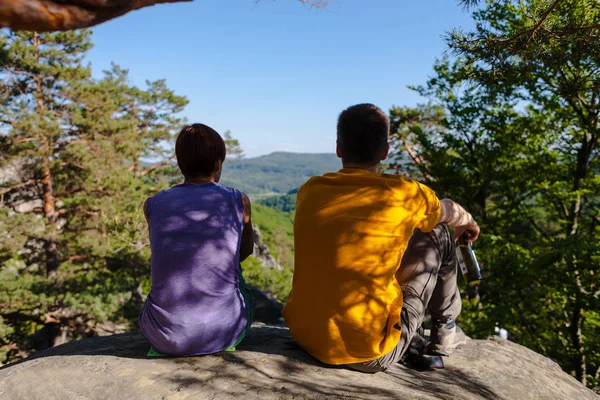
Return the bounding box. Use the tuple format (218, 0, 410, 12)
(87, 0, 474, 157)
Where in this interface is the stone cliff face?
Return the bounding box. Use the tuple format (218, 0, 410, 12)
(252, 225, 283, 271)
(0, 324, 596, 400)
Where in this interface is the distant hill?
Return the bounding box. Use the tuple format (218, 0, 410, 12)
(220, 152, 340, 197)
(258, 189, 298, 213)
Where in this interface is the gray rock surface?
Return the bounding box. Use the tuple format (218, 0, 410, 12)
(252, 225, 284, 271)
(0, 324, 596, 400)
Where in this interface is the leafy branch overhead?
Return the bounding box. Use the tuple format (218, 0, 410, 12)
(0, 0, 329, 31)
(451, 0, 600, 92)
(387, 0, 599, 388)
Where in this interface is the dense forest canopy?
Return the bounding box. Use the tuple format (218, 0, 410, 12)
(0, 0, 598, 391)
(220, 153, 340, 197)
(388, 0, 600, 388)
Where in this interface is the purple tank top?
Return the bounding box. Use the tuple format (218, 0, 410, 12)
(139, 182, 249, 356)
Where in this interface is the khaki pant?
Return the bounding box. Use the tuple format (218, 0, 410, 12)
(348, 223, 462, 373)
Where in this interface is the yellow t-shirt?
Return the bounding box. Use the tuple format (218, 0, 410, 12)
(282, 168, 441, 365)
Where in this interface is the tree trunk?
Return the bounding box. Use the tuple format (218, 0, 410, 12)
(570, 301, 586, 386)
(42, 159, 59, 276)
(34, 32, 60, 277)
(563, 128, 592, 385)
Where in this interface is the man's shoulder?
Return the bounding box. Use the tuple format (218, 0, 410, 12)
(299, 171, 421, 190)
(297, 174, 332, 192)
(363, 172, 424, 191)
(379, 172, 418, 184)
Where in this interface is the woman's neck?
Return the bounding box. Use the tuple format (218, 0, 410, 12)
(185, 176, 216, 184)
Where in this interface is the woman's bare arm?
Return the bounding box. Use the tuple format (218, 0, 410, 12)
(240, 193, 255, 262)
(143, 198, 151, 237)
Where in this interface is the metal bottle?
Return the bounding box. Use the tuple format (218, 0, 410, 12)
(456, 234, 482, 285)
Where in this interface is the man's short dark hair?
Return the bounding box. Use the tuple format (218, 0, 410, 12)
(175, 123, 226, 178)
(337, 103, 390, 165)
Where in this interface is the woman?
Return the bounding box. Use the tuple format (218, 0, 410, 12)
(139, 123, 254, 356)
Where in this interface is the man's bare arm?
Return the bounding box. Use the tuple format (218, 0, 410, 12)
(240, 193, 255, 262)
(438, 198, 480, 242)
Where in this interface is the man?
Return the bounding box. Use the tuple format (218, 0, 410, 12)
(283, 104, 480, 372)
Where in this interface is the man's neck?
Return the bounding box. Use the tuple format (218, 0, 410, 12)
(341, 163, 380, 174)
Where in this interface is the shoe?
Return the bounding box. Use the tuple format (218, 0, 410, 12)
(427, 320, 467, 356)
(403, 353, 445, 371)
(399, 329, 445, 371)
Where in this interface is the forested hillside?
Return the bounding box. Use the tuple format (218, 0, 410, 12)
(220, 152, 340, 197)
(258, 189, 299, 213)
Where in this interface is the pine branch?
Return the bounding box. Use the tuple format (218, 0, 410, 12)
(0, 179, 37, 196)
(458, 0, 481, 9)
(55, 187, 83, 197)
(462, 0, 600, 61)
(66, 255, 87, 262)
(254, 0, 328, 7)
(14, 138, 37, 144)
(525, 0, 563, 43)
(552, 23, 600, 36)
(292, 0, 329, 6)
(138, 155, 175, 176)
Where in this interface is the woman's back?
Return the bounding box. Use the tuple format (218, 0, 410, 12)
(139, 182, 249, 356)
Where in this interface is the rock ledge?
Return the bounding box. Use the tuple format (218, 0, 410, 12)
(0, 324, 596, 400)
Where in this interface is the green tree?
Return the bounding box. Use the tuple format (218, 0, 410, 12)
(224, 130, 244, 159)
(0, 30, 187, 362)
(258, 188, 299, 213)
(389, 0, 600, 387)
(0, 30, 93, 277)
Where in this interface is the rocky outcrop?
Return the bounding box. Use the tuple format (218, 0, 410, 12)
(0, 324, 596, 400)
(0, 158, 32, 186)
(252, 225, 283, 271)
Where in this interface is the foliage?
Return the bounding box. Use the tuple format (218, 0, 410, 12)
(252, 203, 294, 267)
(0, 29, 187, 362)
(224, 130, 244, 159)
(388, 0, 600, 387)
(221, 152, 340, 196)
(241, 204, 295, 300)
(257, 188, 299, 213)
(241, 256, 293, 302)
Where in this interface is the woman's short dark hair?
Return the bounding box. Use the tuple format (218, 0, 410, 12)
(175, 123, 226, 178)
(337, 104, 389, 165)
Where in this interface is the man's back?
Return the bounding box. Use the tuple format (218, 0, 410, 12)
(283, 168, 440, 365)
